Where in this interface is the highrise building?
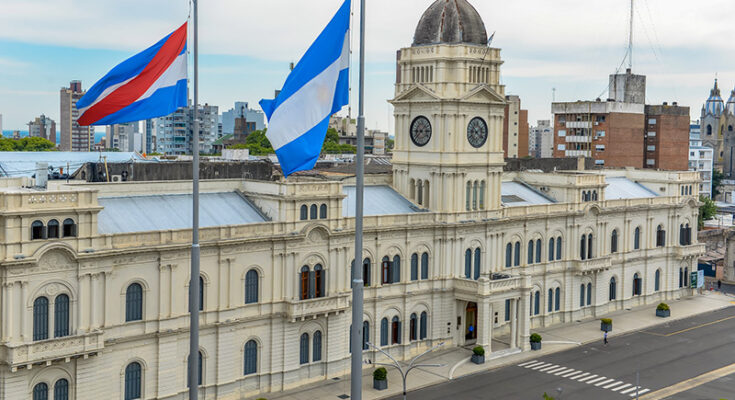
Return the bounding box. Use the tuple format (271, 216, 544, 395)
(59, 81, 94, 151)
(145, 119, 156, 154)
(27, 114, 57, 144)
(153, 104, 220, 155)
(502, 95, 529, 158)
(221, 102, 266, 135)
(105, 122, 141, 152)
(530, 120, 553, 158)
(689, 122, 713, 197)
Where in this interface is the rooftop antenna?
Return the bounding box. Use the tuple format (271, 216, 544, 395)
(628, 0, 634, 70)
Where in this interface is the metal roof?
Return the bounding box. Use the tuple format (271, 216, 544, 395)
(0, 152, 146, 178)
(342, 185, 421, 217)
(97, 192, 268, 234)
(604, 177, 658, 200)
(501, 181, 555, 207)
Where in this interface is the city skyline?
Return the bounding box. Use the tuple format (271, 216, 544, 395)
(1, 0, 734, 133)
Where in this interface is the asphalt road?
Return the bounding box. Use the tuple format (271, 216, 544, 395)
(389, 306, 735, 400)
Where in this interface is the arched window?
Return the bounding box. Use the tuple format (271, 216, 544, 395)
(411, 253, 419, 281)
(592, 191, 598, 201)
(300, 205, 308, 220)
(299, 333, 309, 364)
(685, 224, 692, 245)
(410, 313, 418, 341)
(33, 296, 49, 341)
(465, 249, 472, 278)
(54, 294, 69, 338)
(363, 321, 370, 350)
(505, 243, 512, 268)
(33, 383, 48, 400)
(363, 258, 371, 287)
(313, 331, 322, 362)
(656, 225, 666, 247)
(679, 267, 683, 288)
(587, 282, 592, 305)
(309, 204, 317, 220)
(684, 267, 689, 287)
(474, 248, 481, 280)
(580, 284, 585, 307)
(555, 287, 561, 311)
(655, 269, 661, 292)
(514, 242, 521, 266)
(187, 351, 203, 387)
(47, 219, 59, 239)
(417, 180, 424, 205)
(556, 236, 562, 260)
(380, 318, 388, 346)
(580, 234, 587, 260)
(634, 227, 641, 250)
(245, 269, 259, 304)
(300, 266, 310, 300)
(633, 273, 642, 296)
(391, 316, 401, 344)
(547, 289, 553, 312)
(126, 283, 143, 321)
(707, 124, 712, 135)
(466, 182, 471, 211)
(32, 220, 45, 240)
(314, 264, 325, 298)
(611, 230, 618, 253)
(62, 219, 76, 237)
(679, 224, 685, 245)
(549, 237, 555, 261)
(535, 239, 542, 263)
(479, 181, 486, 209)
(534, 291, 540, 315)
(588, 234, 593, 259)
(319, 204, 327, 219)
(244, 340, 258, 375)
(392, 256, 401, 284)
(527, 240, 534, 264)
(609, 277, 617, 301)
(421, 253, 429, 280)
(420, 312, 428, 339)
(198, 276, 204, 311)
(124, 362, 142, 400)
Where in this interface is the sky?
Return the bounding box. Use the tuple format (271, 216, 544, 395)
(1, 0, 734, 135)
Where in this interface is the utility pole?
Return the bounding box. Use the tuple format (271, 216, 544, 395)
(188, 0, 200, 399)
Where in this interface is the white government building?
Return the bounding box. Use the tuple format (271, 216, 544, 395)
(0, 1, 703, 399)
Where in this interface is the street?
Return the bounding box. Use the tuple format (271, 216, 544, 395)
(389, 306, 735, 400)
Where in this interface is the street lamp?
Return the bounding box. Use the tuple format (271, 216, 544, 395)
(364, 341, 446, 400)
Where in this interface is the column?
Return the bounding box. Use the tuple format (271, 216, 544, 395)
(510, 298, 518, 349)
(19, 282, 27, 341)
(79, 274, 90, 331)
(4, 282, 14, 341)
(477, 298, 492, 351)
(518, 289, 531, 351)
(90, 274, 98, 329)
(157, 264, 167, 319)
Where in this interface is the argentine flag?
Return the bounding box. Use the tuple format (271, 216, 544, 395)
(260, 0, 351, 177)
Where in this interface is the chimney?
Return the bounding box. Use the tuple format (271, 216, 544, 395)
(35, 162, 48, 189)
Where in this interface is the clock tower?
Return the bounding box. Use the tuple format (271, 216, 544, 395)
(390, 0, 506, 213)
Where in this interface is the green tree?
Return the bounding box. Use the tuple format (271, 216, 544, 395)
(712, 169, 724, 198)
(0, 137, 56, 151)
(698, 195, 717, 229)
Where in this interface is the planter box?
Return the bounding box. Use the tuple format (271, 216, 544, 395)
(530, 342, 542, 351)
(601, 322, 612, 332)
(471, 354, 485, 364)
(373, 379, 387, 391)
(656, 309, 670, 318)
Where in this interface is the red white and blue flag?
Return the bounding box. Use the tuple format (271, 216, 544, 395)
(77, 23, 188, 126)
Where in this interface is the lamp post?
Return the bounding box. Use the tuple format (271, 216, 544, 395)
(365, 342, 446, 400)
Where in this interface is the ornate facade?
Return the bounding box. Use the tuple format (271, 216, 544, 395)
(0, 1, 703, 399)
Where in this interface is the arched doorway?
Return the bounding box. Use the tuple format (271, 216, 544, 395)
(465, 302, 478, 341)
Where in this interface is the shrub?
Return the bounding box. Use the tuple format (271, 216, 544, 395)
(256, 398, 268, 400)
(543, 393, 555, 400)
(600, 318, 612, 325)
(373, 367, 387, 381)
(472, 346, 485, 356)
(657, 303, 670, 311)
(530, 333, 542, 343)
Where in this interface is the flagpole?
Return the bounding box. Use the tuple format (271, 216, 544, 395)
(188, 0, 200, 398)
(350, 0, 366, 399)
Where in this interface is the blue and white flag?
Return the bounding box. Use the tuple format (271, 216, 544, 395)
(260, 0, 350, 177)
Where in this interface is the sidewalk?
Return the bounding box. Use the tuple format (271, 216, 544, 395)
(265, 291, 734, 400)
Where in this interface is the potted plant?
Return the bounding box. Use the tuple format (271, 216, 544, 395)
(656, 303, 671, 318)
(373, 367, 388, 390)
(471, 346, 485, 364)
(530, 333, 542, 350)
(600, 318, 613, 332)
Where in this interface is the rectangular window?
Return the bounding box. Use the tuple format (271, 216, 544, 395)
(649, 119, 657, 125)
(595, 130, 606, 137)
(595, 160, 605, 165)
(557, 144, 566, 151)
(595, 145, 605, 152)
(646, 159, 655, 166)
(504, 299, 511, 322)
(647, 131, 656, 137)
(558, 130, 566, 137)
(647, 145, 656, 152)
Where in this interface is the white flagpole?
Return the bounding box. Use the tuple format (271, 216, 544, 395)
(188, 0, 201, 398)
(350, 0, 366, 399)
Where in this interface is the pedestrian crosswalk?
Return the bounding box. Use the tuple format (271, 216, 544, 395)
(517, 360, 650, 397)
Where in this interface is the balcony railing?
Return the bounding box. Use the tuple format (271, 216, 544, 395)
(675, 244, 705, 259)
(286, 293, 350, 320)
(573, 256, 611, 275)
(454, 276, 522, 296)
(1, 331, 104, 369)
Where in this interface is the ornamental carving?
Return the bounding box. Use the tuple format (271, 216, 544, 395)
(37, 250, 74, 272)
(28, 193, 77, 204)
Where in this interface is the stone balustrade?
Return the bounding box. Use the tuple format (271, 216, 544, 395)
(0, 331, 103, 370)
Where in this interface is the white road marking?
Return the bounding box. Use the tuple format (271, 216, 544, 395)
(538, 364, 559, 372)
(594, 378, 615, 387)
(545, 366, 567, 374)
(530, 362, 551, 370)
(518, 360, 539, 367)
(619, 386, 639, 395)
(611, 383, 632, 392)
(634, 388, 650, 396)
(603, 380, 624, 389)
(586, 376, 608, 385)
(569, 372, 590, 380)
(553, 368, 573, 376)
(520, 361, 647, 397)
(559, 369, 579, 377)
(577, 374, 599, 383)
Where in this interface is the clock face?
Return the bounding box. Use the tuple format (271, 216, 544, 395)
(467, 117, 488, 148)
(410, 116, 432, 147)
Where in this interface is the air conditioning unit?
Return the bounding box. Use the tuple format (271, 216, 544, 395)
(111, 175, 122, 182)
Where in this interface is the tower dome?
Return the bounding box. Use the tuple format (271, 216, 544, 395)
(726, 87, 735, 115)
(413, 0, 488, 46)
(705, 79, 724, 116)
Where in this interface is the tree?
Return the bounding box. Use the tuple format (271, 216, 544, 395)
(0, 137, 56, 151)
(699, 195, 717, 229)
(712, 169, 724, 198)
